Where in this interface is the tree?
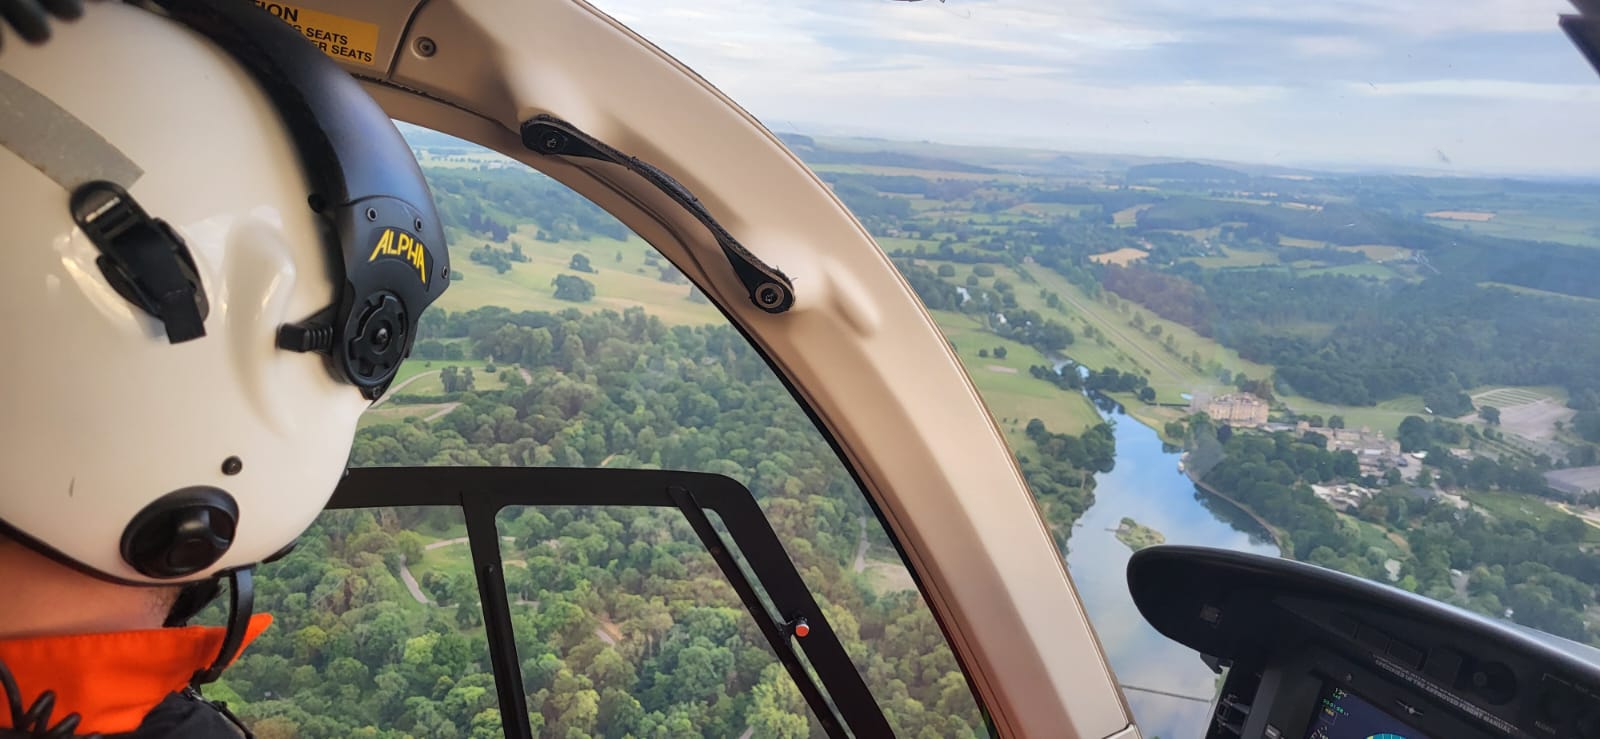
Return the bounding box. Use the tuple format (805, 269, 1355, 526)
(936, 264, 956, 277)
(1138, 386, 1156, 403)
(1479, 405, 1501, 425)
(570, 253, 595, 273)
(994, 346, 1008, 359)
(1328, 415, 1345, 429)
(416, 340, 445, 360)
(553, 274, 596, 302)
(978, 349, 989, 358)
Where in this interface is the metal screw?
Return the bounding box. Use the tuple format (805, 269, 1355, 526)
(757, 284, 783, 307)
(414, 36, 437, 57)
(221, 456, 243, 476)
(442, 266, 451, 279)
(365, 207, 378, 221)
(540, 132, 566, 153)
(414, 217, 424, 231)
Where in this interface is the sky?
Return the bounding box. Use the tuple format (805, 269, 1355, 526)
(592, 0, 1600, 176)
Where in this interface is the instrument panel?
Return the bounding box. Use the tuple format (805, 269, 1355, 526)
(1127, 546, 1600, 739)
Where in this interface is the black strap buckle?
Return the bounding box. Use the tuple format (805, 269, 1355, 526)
(70, 181, 209, 343)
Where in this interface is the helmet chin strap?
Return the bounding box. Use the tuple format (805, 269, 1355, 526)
(190, 568, 253, 686)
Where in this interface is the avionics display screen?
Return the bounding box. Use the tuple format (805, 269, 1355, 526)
(1304, 682, 1432, 739)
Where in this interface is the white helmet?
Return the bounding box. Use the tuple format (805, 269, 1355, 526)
(0, 2, 448, 584)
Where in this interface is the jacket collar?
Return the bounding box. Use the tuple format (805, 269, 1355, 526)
(0, 614, 270, 735)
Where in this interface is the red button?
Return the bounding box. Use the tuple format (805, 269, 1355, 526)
(794, 620, 811, 638)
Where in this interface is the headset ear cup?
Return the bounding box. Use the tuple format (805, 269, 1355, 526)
(164, 578, 222, 626)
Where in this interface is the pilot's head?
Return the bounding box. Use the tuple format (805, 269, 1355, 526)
(0, 2, 440, 625)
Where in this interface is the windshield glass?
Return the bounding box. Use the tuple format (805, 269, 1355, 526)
(219, 129, 988, 738)
(591, 2, 1600, 738)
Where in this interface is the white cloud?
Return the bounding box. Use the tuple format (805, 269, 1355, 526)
(1349, 78, 1600, 102)
(586, 0, 1600, 174)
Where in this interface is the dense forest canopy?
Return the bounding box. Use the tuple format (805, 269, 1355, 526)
(224, 303, 1121, 737)
(1098, 265, 1600, 409)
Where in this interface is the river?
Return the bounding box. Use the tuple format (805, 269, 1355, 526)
(1063, 394, 1280, 739)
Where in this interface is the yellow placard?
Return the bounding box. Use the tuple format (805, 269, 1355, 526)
(250, 1, 379, 67)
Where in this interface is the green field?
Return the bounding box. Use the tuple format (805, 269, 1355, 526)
(1337, 244, 1412, 261)
(392, 356, 501, 386)
(1112, 204, 1149, 226)
(1181, 246, 1279, 269)
(406, 535, 476, 587)
(1462, 489, 1600, 544)
(1005, 263, 1271, 402)
(1433, 211, 1600, 249)
(1479, 282, 1600, 304)
(1336, 512, 1406, 558)
(358, 403, 459, 430)
(1275, 394, 1425, 437)
(397, 366, 510, 396)
(436, 232, 720, 326)
(929, 310, 1102, 442)
(1299, 263, 1401, 280)
(1007, 202, 1093, 217)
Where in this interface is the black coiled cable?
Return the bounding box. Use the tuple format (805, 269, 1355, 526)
(0, 654, 96, 739)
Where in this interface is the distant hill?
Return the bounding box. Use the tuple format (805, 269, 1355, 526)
(1128, 161, 1249, 184)
(776, 132, 997, 174)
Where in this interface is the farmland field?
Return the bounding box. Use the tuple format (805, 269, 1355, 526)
(1181, 247, 1278, 268)
(1088, 247, 1150, 266)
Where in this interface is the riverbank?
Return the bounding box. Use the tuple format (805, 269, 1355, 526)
(1063, 403, 1281, 739)
(1187, 472, 1290, 556)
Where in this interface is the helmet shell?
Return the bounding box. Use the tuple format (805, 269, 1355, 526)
(0, 4, 370, 584)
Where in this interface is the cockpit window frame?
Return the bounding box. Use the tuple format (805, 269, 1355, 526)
(328, 466, 894, 739)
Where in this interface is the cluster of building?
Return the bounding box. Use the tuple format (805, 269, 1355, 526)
(1310, 483, 1377, 511)
(1290, 421, 1404, 477)
(1193, 392, 1407, 476)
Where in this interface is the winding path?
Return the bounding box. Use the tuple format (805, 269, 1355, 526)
(852, 517, 869, 574)
(371, 370, 437, 407)
(398, 555, 429, 605)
